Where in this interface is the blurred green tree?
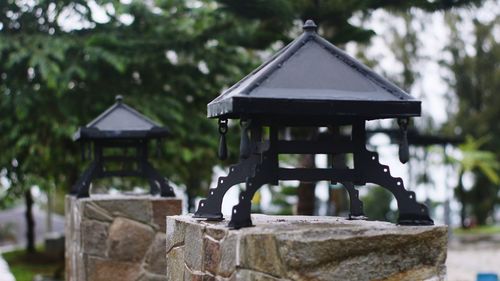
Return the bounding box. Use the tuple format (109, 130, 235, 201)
(0, 0, 260, 252)
(362, 187, 396, 222)
(446, 136, 500, 228)
(443, 13, 500, 225)
(0, 0, 489, 253)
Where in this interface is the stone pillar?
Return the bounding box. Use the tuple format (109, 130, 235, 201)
(65, 195, 182, 281)
(166, 214, 447, 281)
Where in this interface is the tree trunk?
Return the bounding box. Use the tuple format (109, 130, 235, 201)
(25, 188, 36, 253)
(456, 170, 467, 228)
(186, 177, 202, 213)
(297, 154, 316, 215)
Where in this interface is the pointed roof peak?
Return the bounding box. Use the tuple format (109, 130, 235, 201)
(303, 19, 318, 32)
(115, 95, 123, 103)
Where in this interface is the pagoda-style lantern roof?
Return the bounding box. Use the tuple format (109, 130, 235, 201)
(74, 95, 170, 141)
(208, 20, 420, 120)
(194, 20, 433, 229)
(71, 96, 175, 198)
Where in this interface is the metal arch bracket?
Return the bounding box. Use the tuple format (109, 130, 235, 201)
(194, 121, 433, 228)
(71, 140, 175, 198)
(361, 151, 433, 225)
(352, 121, 433, 225)
(341, 182, 365, 219)
(193, 154, 261, 221)
(71, 161, 99, 198)
(142, 161, 175, 197)
(228, 148, 277, 228)
(194, 123, 265, 221)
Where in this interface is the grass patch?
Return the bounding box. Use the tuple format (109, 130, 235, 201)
(3, 247, 63, 281)
(453, 225, 500, 235)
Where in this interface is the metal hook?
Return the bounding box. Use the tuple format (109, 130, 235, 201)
(398, 118, 409, 164)
(218, 119, 228, 160)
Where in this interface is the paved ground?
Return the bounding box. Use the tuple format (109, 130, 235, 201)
(447, 237, 500, 281)
(0, 205, 65, 252)
(0, 205, 65, 281)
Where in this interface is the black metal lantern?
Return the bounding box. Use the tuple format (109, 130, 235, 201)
(71, 95, 175, 198)
(367, 128, 464, 147)
(194, 20, 433, 228)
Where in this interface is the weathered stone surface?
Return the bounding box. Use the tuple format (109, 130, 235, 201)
(218, 233, 238, 278)
(167, 215, 448, 281)
(203, 237, 221, 274)
(166, 216, 187, 253)
(167, 246, 185, 281)
(67, 195, 180, 281)
(81, 220, 109, 257)
(152, 198, 182, 232)
(240, 233, 286, 277)
(86, 257, 141, 281)
(137, 272, 167, 281)
(93, 195, 153, 223)
(184, 222, 205, 271)
(230, 269, 286, 281)
(205, 224, 228, 241)
(108, 217, 155, 262)
(145, 233, 168, 275)
(272, 222, 447, 281)
(184, 266, 204, 281)
(82, 201, 113, 222)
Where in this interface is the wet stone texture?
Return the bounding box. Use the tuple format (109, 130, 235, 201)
(65, 195, 181, 281)
(166, 214, 448, 281)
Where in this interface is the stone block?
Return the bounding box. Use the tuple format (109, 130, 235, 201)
(145, 233, 168, 275)
(205, 224, 227, 241)
(152, 198, 182, 232)
(167, 246, 185, 281)
(184, 222, 205, 271)
(217, 233, 238, 278)
(137, 272, 167, 281)
(82, 202, 113, 222)
(203, 237, 220, 274)
(93, 196, 153, 224)
(107, 217, 155, 262)
(184, 266, 205, 281)
(86, 257, 141, 281)
(166, 214, 447, 281)
(230, 269, 285, 281)
(81, 220, 109, 257)
(166, 216, 187, 253)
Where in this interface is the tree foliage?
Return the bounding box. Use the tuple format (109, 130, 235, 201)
(443, 12, 500, 224)
(0, 0, 488, 214)
(0, 0, 259, 208)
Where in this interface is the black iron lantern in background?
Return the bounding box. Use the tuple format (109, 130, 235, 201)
(194, 20, 433, 228)
(72, 95, 175, 198)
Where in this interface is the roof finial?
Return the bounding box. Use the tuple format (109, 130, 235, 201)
(303, 19, 317, 32)
(115, 95, 123, 103)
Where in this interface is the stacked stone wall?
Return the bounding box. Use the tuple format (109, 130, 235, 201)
(65, 195, 181, 281)
(166, 214, 447, 281)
